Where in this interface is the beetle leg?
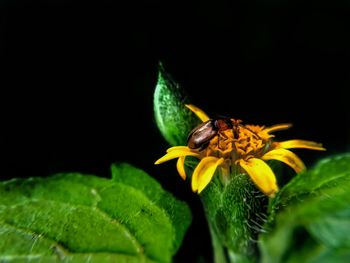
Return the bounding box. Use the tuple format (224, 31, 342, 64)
(221, 132, 229, 140)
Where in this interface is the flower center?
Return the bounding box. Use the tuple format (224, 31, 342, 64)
(205, 123, 270, 163)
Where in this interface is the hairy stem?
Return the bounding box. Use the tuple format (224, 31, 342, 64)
(201, 172, 268, 263)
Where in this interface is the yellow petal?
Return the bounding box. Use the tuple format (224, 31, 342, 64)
(176, 156, 186, 180)
(155, 148, 199, 164)
(239, 158, 278, 197)
(166, 146, 191, 153)
(185, 104, 210, 122)
(192, 157, 224, 193)
(262, 148, 305, 173)
(264, 123, 292, 134)
(274, 140, 326, 151)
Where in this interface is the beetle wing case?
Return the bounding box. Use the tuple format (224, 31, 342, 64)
(187, 120, 217, 149)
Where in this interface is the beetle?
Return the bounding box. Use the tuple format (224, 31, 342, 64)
(187, 118, 234, 150)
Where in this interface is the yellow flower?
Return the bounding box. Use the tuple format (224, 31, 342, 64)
(155, 104, 325, 197)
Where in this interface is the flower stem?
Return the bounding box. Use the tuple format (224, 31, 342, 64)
(201, 172, 268, 263)
(207, 221, 228, 263)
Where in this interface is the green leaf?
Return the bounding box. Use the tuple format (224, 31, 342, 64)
(260, 153, 350, 263)
(0, 163, 192, 262)
(153, 62, 201, 146)
(111, 163, 191, 253)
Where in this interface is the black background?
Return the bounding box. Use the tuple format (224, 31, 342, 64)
(0, 1, 349, 262)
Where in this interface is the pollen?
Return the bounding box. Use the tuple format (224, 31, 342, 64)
(205, 123, 268, 163)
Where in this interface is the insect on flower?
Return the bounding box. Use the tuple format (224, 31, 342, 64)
(155, 104, 326, 197)
(187, 118, 233, 150)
